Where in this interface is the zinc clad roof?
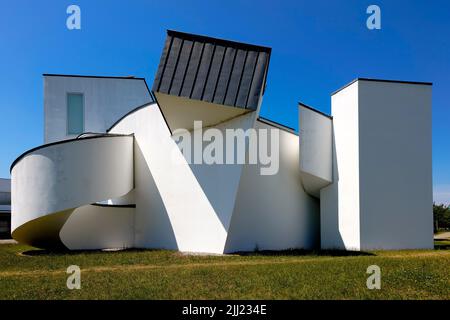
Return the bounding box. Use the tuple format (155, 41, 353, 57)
(152, 30, 271, 110)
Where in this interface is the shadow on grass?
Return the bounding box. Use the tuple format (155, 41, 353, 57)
(231, 249, 375, 257)
(434, 240, 450, 250)
(20, 248, 159, 257)
(21, 247, 376, 258)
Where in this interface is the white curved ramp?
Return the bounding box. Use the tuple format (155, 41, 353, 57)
(10, 134, 134, 249)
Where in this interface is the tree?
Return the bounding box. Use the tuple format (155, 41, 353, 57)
(433, 203, 450, 232)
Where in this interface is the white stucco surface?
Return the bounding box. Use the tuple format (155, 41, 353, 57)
(321, 80, 433, 250)
(60, 204, 135, 250)
(299, 105, 333, 197)
(44, 76, 152, 143)
(357, 80, 433, 249)
(321, 82, 361, 250)
(11, 74, 433, 253)
(11, 135, 134, 247)
(225, 121, 320, 252)
(183, 112, 258, 233)
(155, 92, 250, 132)
(110, 104, 230, 253)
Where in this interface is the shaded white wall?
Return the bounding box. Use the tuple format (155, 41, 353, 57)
(321, 82, 361, 250)
(321, 80, 433, 250)
(224, 121, 320, 253)
(110, 104, 229, 253)
(61, 205, 135, 250)
(110, 100, 320, 253)
(299, 106, 333, 197)
(183, 112, 257, 232)
(110, 100, 319, 254)
(358, 81, 433, 249)
(155, 93, 249, 132)
(44, 76, 151, 143)
(23, 73, 432, 252)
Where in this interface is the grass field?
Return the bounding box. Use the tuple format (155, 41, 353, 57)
(0, 243, 449, 300)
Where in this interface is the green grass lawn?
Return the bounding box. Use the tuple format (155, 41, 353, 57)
(0, 243, 449, 300)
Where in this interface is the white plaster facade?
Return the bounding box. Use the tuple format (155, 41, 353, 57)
(44, 75, 152, 143)
(10, 32, 434, 253)
(319, 80, 433, 250)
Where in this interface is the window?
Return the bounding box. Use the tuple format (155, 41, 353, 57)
(0, 220, 9, 233)
(67, 93, 84, 135)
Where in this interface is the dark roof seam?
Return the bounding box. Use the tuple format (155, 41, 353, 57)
(178, 40, 195, 96)
(168, 39, 185, 94)
(10, 133, 134, 173)
(189, 42, 206, 99)
(233, 50, 249, 107)
(142, 79, 155, 102)
(257, 117, 297, 135)
(212, 47, 227, 103)
(91, 203, 136, 208)
(244, 51, 259, 109)
(222, 48, 238, 105)
(298, 102, 333, 119)
(157, 35, 174, 92)
(107, 101, 156, 132)
(262, 54, 270, 95)
(200, 44, 217, 101)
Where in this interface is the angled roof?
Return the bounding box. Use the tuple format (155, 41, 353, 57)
(257, 117, 298, 135)
(331, 78, 433, 96)
(43, 73, 155, 103)
(43, 74, 147, 80)
(298, 102, 332, 119)
(152, 30, 271, 110)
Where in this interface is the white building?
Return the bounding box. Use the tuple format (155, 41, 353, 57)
(10, 30, 433, 253)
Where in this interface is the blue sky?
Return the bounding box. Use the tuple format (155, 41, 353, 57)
(0, 0, 449, 204)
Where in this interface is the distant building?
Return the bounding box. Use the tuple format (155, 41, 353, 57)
(10, 30, 433, 253)
(0, 178, 11, 239)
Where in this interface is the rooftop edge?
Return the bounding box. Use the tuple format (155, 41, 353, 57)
(298, 102, 332, 119)
(167, 29, 272, 53)
(331, 78, 433, 96)
(43, 74, 146, 80)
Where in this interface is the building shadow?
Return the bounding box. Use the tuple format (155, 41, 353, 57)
(434, 240, 450, 250)
(20, 247, 160, 257)
(133, 141, 179, 250)
(231, 248, 375, 257)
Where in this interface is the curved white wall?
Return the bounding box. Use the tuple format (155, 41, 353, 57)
(109, 103, 320, 254)
(224, 121, 320, 252)
(60, 204, 135, 250)
(110, 104, 230, 253)
(11, 135, 134, 248)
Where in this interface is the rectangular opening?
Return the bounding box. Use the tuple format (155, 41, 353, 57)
(67, 93, 84, 135)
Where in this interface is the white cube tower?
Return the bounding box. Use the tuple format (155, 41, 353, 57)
(321, 79, 433, 250)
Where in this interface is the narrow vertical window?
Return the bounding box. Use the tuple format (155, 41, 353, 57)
(67, 93, 84, 135)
